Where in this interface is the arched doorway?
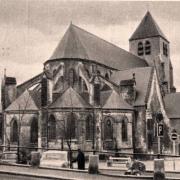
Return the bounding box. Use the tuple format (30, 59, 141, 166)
(10, 119, 18, 143)
(30, 117, 38, 144)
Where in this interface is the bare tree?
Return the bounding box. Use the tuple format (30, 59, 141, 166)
(54, 111, 76, 169)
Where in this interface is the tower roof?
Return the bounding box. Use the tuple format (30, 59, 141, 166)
(47, 23, 148, 70)
(129, 11, 168, 42)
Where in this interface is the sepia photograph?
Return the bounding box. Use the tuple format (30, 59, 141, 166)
(0, 0, 180, 179)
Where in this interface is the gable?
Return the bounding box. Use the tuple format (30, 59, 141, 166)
(49, 87, 91, 109)
(5, 90, 39, 112)
(111, 67, 153, 106)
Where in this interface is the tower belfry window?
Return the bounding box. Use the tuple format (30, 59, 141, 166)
(138, 42, 144, 56)
(145, 41, 151, 55)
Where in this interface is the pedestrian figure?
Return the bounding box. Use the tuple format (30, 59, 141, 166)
(75, 149, 85, 170)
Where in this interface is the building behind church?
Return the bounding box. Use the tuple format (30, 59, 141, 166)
(1, 12, 180, 157)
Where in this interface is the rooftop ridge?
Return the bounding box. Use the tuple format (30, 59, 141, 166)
(72, 24, 146, 63)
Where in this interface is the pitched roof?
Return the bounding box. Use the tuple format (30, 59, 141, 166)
(129, 11, 168, 41)
(164, 93, 180, 119)
(111, 67, 153, 106)
(47, 24, 148, 70)
(103, 90, 133, 110)
(5, 90, 39, 112)
(49, 87, 91, 109)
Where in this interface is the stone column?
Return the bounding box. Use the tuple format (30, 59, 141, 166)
(3, 112, 6, 152)
(38, 110, 42, 152)
(154, 159, 165, 180)
(94, 109, 102, 151)
(89, 83, 94, 106)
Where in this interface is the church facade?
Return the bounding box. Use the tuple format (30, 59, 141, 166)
(1, 12, 179, 156)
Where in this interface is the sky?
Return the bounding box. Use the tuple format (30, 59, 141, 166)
(1, 0, 180, 90)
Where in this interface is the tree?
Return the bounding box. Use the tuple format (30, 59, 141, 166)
(57, 112, 76, 168)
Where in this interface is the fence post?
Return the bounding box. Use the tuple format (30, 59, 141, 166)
(153, 159, 165, 180)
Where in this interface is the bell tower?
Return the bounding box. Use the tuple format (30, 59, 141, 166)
(129, 11, 175, 93)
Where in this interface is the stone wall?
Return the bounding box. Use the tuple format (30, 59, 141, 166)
(5, 112, 39, 147)
(102, 110, 133, 152)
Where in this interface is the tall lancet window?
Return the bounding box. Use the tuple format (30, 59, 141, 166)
(10, 119, 18, 143)
(104, 117, 113, 140)
(86, 115, 93, 140)
(145, 41, 151, 55)
(69, 68, 75, 87)
(122, 117, 128, 142)
(138, 42, 144, 56)
(30, 117, 38, 143)
(48, 115, 56, 140)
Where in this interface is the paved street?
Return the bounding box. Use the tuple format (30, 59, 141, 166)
(0, 164, 152, 180)
(0, 163, 180, 180)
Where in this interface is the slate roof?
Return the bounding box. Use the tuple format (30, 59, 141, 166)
(111, 67, 153, 106)
(103, 90, 133, 110)
(130, 11, 168, 41)
(47, 23, 148, 70)
(5, 90, 39, 112)
(164, 93, 180, 119)
(49, 87, 92, 109)
(29, 88, 41, 108)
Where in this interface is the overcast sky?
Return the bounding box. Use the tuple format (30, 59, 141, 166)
(1, 0, 180, 90)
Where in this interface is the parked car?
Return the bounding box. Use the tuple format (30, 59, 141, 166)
(40, 150, 69, 168)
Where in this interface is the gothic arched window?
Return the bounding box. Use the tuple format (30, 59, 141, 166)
(30, 117, 38, 143)
(68, 68, 75, 87)
(105, 73, 109, 80)
(122, 117, 128, 142)
(10, 119, 18, 143)
(138, 42, 144, 56)
(48, 115, 56, 140)
(66, 113, 76, 139)
(104, 117, 113, 140)
(145, 41, 151, 55)
(86, 115, 94, 140)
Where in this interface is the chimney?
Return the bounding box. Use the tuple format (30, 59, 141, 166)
(119, 73, 136, 105)
(2, 77, 17, 109)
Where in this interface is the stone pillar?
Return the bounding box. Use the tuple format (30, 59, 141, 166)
(38, 110, 42, 152)
(89, 83, 94, 105)
(47, 79, 53, 104)
(3, 112, 6, 152)
(153, 159, 165, 180)
(94, 109, 102, 151)
(88, 155, 99, 174)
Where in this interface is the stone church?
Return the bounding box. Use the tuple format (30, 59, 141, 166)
(1, 12, 180, 156)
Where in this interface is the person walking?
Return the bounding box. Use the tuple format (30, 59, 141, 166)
(76, 149, 85, 170)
